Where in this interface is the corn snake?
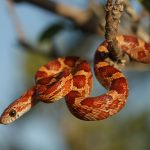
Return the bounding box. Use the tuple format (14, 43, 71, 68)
(0, 35, 150, 125)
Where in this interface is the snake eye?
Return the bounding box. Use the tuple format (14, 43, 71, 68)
(9, 109, 17, 117)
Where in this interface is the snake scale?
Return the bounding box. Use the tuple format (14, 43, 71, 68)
(0, 35, 150, 125)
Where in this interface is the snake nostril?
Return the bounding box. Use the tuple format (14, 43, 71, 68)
(9, 109, 17, 117)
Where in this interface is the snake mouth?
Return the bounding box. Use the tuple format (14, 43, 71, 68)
(0, 116, 11, 125)
(0, 111, 13, 125)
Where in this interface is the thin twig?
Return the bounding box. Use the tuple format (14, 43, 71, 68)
(124, 0, 149, 42)
(7, 0, 26, 42)
(6, 0, 57, 57)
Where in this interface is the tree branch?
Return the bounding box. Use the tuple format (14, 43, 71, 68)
(105, 0, 124, 62)
(12, 0, 149, 41)
(8, 0, 149, 58)
(14, 0, 90, 24)
(12, 0, 103, 35)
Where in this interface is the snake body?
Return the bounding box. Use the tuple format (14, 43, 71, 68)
(0, 35, 150, 125)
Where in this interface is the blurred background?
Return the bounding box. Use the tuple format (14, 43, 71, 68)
(0, 0, 150, 150)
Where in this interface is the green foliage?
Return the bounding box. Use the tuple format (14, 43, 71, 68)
(38, 23, 65, 42)
(139, 0, 150, 12)
(65, 111, 150, 150)
(24, 51, 50, 87)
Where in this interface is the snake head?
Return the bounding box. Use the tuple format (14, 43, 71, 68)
(0, 87, 37, 125)
(0, 104, 19, 125)
(0, 97, 34, 125)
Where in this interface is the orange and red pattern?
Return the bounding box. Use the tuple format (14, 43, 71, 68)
(0, 35, 150, 124)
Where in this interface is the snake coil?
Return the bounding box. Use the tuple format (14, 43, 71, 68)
(0, 35, 150, 125)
